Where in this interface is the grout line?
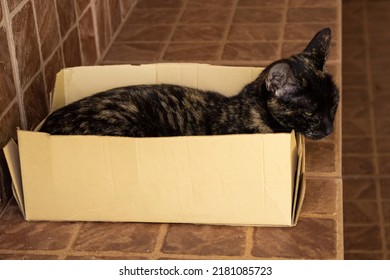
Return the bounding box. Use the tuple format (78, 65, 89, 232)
(90, 1, 101, 59)
(58, 223, 83, 260)
(243, 227, 254, 258)
(0, 98, 17, 121)
(151, 224, 169, 259)
(361, 0, 387, 260)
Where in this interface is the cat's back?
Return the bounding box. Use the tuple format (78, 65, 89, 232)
(40, 84, 219, 137)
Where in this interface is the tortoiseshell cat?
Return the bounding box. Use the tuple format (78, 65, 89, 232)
(40, 28, 339, 140)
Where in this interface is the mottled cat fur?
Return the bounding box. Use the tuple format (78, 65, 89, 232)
(40, 28, 339, 140)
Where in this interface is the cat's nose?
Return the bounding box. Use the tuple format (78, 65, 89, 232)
(325, 124, 333, 135)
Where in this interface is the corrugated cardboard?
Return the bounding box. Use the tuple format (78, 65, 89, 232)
(3, 63, 306, 226)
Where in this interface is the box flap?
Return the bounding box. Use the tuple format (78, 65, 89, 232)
(292, 134, 306, 225)
(3, 139, 26, 218)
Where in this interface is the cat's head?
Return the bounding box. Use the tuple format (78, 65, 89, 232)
(264, 28, 339, 140)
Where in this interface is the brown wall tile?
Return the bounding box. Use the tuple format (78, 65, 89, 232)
(79, 8, 98, 65)
(7, 0, 23, 11)
(120, 0, 134, 18)
(75, 0, 90, 15)
(109, 0, 122, 34)
(63, 27, 82, 67)
(56, 0, 76, 36)
(0, 27, 16, 114)
(12, 1, 41, 89)
(0, 103, 20, 148)
(44, 47, 63, 95)
(34, 0, 60, 61)
(23, 73, 48, 130)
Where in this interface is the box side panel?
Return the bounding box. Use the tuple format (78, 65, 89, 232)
(18, 133, 294, 225)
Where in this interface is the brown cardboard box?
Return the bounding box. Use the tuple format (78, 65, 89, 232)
(3, 64, 305, 226)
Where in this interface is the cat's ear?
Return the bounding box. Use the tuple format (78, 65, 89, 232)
(303, 28, 332, 69)
(265, 62, 297, 98)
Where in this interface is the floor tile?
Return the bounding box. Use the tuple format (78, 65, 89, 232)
(344, 252, 383, 260)
(222, 42, 279, 61)
(343, 137, 373, 155)
(126, 9, 182, 25)
(172, 25, 226, 42)
(376, 137, 390, 153)
(342, 119, 372, 137)
(135, 0, 185, 9)
(0, 201, 78, 251)
(180, 9, 232, 24)
(378, 155, 390, 175)
(238, 0, 286, 7)
(233, 8, 284, 23)
(284, 23, 338, 41)
(104, 43, 165, 62)
(344, 225, 382, 251)
(72, 222, 161, 253)
(380, 179, 390, 199)
(161, 224, 246, 256)
(0, 253, 59, 260)
(228, 24, 282, 41)
(252, 218, 337, 259)
(187, 0, 236, 8)
(301, 178, 341, 216)
(116, 25, 174, 41)
(163, 43, 221, 61)
(342, 155, 376, 176)
(382, 202, 390, 224)
(305, 141, 337, 174)
(343, 178, 377, 201)
(344, 201, 379, 224)
(287, 7, 338, 23)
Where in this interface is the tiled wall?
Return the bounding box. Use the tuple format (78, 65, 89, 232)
(0, 0, 137, 211)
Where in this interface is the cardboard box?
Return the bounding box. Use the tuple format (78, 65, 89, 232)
(3, 63, 306, 226)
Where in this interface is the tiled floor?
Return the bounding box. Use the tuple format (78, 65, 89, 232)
(0, 0, 344, 259)
(342, 0, 390, 260)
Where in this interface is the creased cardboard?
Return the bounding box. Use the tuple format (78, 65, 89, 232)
(3, 63, 306, 226)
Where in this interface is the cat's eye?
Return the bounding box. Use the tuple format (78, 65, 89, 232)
(304, 111, 314, 116)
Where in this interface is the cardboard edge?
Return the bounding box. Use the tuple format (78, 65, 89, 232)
(2, 138, 26, 219)
(292, 134, 306, 226)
